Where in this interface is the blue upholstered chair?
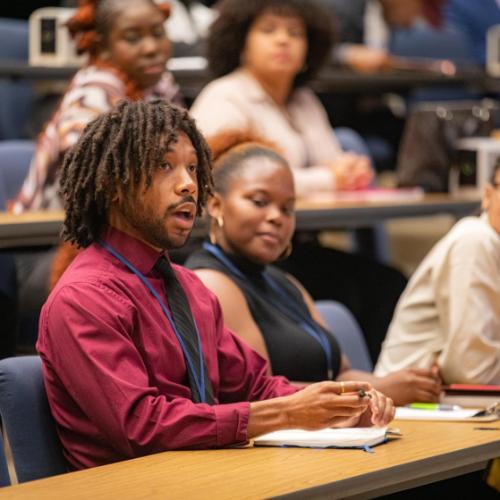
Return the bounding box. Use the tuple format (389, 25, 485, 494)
(315, 300, 373, 372)
(0, 432, 11, 487)
(0, 356, 67, 483)
(0, 140, 34, 209)
(390, 26, 472, 64)
(0, 18, 34, 140)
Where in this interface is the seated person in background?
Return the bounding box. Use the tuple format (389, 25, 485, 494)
(185, 130, 441, 406)
(12, 0, 180, 213)
(38, 100, 394, 470)
(7, 0, 181, 348)
(190, 0, 373, 198)
(375, 163, 500, 385)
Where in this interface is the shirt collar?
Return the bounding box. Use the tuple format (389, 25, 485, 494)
(100, 225, 166, 275)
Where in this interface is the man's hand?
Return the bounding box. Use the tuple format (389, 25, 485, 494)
(283, 381, 373, 429)
(356, 389, 396, 427)
(247, 381, 373, 438)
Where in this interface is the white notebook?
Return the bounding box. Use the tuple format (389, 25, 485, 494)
(253, 427, 388, 449)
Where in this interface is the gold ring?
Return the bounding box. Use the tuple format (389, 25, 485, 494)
(340, 381, 345, 394)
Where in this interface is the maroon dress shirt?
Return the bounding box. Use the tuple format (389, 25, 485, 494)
(37, 226, 297, 470)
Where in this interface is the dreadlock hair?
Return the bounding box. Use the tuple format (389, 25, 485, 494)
(207, 129, 289, 196)
(60, 99, 213, 248)
(67, 0, 170, 58)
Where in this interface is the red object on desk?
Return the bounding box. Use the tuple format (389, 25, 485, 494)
(445, 384, 500, 394)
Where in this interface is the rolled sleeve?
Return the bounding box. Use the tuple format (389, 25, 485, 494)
(213, 401, 250, 446)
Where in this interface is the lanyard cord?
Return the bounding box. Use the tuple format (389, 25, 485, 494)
(99, 239, 207, 403)
(202, 242, 334, 379)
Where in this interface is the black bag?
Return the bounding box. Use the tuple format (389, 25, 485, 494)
(397, 100, 499, 192)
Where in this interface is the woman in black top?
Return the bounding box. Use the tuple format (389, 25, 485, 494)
(185, 130, 442, 404)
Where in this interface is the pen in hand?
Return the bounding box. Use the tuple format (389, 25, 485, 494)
(358, 389, 372, 399)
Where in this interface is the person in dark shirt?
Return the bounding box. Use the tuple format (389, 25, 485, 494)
(37, 99, 394, 470)
(185, 130, 442, 406)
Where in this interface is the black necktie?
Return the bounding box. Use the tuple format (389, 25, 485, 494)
(154, 256, 214, 404)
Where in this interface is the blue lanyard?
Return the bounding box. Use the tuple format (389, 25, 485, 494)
(202, 242, 334, 380)
(99, 239, 208, 403)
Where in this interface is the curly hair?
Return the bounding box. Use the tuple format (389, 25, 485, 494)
(60, 99, 213, 248)
(207, 129, 289, 195)
(207, 0, 336, 87)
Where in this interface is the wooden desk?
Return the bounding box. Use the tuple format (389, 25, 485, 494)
(0, 59, 493, 97)
(293, 191, 480, 231)
(0, 421, 498, 499)
(0, 193, 480, 249)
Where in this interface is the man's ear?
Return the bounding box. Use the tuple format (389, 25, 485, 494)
(112, 186, 124, 205)
(206, 193, 222, 219)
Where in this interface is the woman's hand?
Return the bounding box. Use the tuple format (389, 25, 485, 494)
(375, 368, 442, 406)
(331, 153, 373, 191)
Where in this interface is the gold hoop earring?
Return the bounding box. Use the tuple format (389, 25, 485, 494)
(278, 242, 292, 261)
(209, 232, 217, 245)
(209, 216, 224, 245)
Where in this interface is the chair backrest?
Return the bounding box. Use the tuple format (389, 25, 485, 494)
(0, 140, 34, 209)
(390, 26, 473, 63)
(315, 300, 373, 372)
(0, 18, 29, 60)
(0, 18, 34, 140)
(0, 356, 67, 483)
(0, 432, 11, 487)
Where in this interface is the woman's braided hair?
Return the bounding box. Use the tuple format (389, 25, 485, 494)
(60, 99, 213, 248)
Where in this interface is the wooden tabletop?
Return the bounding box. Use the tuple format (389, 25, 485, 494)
(0, 420, 498, 499)
(0, 192, 480, 249)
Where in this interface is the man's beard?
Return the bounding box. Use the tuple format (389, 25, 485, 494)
(120, 197, 187, 250)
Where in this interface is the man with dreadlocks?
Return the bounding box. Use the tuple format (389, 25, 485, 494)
(37, 100, 392, 470)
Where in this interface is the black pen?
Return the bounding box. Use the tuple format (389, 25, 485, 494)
(474, 427, 500, 431)
(358, 389, 372, 399)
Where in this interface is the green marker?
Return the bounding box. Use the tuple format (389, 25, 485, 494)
(408, 403, 461, 411)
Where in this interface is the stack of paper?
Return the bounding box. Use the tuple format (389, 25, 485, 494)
(395, 407, 497, 422)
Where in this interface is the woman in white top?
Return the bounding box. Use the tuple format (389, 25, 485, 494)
(190, 0, 373, 197)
